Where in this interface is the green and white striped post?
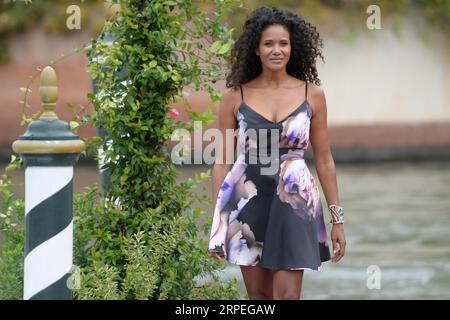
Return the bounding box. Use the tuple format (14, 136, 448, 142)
(12, 66, 85, 300)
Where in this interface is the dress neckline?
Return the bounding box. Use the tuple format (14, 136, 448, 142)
(239, 99, 311, 124)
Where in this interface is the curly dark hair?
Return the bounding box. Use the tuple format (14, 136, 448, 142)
(226, 7, 324, 88)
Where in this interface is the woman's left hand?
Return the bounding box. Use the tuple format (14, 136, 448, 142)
(331, 224, 346, 263)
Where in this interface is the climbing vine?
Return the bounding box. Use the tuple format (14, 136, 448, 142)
(78, 0, 240, 299)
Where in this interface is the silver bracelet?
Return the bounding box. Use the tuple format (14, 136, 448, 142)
(328, 204, 344, 224)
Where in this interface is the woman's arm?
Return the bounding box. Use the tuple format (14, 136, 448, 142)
(209, 88, 239, 260)
(309, 85, 339, 206)
(309, 84, 346, 263)
(211, 87, 239, 211)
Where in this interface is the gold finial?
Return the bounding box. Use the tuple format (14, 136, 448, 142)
(39, 66, 59, 121)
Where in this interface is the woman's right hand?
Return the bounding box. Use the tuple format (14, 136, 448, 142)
(209, 251, 225, 260)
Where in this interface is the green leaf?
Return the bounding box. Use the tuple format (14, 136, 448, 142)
(164, 0, 177, 5)
(210, 40, 222, 53)
(218, 42, 232, 55)
(149, 60, 158, 68)
(70, 121, 80, 130)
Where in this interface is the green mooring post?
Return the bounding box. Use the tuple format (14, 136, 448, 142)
(12, 66, 85, 300)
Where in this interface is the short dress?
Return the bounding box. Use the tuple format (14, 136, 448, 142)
(207, 82, 331, 271)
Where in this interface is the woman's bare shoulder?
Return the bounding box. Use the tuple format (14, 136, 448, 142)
(221, 86, 242, 118)
(307, 82, 324, 93)
(307, 82, 326, 102)
(306, 82, 326, 118)
(223, 85, 241, 98)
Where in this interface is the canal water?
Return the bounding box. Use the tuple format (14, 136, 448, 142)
(1, 160, 449, 299)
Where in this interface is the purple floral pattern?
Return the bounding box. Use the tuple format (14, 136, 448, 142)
(208, 101, 330, 270)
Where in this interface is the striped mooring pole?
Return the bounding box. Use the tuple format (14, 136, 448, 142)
(12, 66, 85, 300)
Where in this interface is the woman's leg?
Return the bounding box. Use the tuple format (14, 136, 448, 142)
(272, 269, 304, 300)
(240, 265, 274, 300)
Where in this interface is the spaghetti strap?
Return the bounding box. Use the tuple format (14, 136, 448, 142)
(305, 81, 308, 99)
(239, 84, 244, 102)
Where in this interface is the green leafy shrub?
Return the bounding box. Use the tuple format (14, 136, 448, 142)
(72, 182, 239, 300)
(0, 161, 25, 300)
(77, 0, 240, 299)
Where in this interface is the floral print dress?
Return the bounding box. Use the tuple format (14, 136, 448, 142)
(208, 82, 331, 271)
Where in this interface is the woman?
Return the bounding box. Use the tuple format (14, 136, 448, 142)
(207, 6, 346, 300)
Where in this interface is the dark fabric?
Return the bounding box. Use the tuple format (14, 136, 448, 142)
(208, 82, 331, 270)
